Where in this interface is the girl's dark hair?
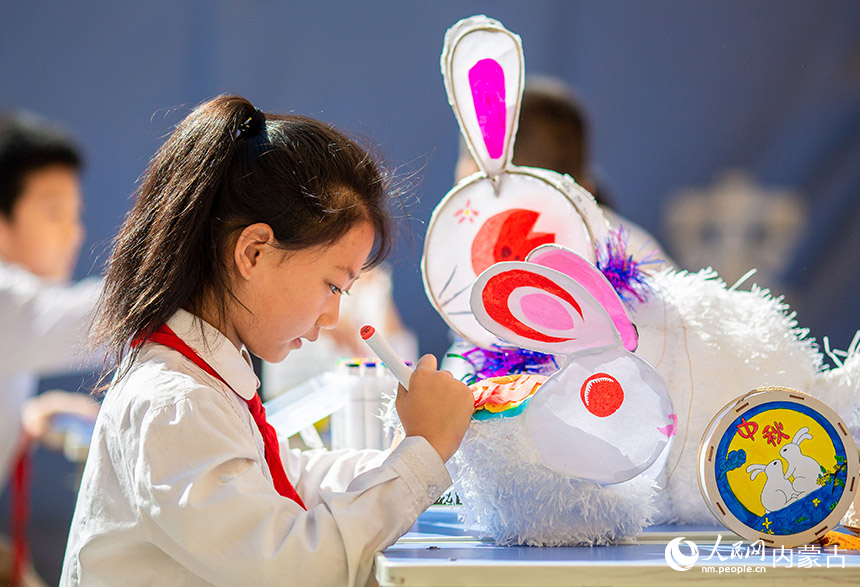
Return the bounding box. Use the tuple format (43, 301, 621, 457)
(94, 95, 392, 381)
(0, 112, 83, 217)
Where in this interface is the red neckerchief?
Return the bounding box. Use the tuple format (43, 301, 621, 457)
(144, 324, 306, 509)
(10, 437, 30, 586)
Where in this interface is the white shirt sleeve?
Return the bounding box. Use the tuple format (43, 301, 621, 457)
(134, 391, 450, 587)
(0, 262, 102, 375)
(282, 444, 393, 506)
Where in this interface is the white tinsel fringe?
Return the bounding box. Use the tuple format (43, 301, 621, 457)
(633, 268, 857, 524)
(450, 415, 658, 546)
(809, 332, 860, 442)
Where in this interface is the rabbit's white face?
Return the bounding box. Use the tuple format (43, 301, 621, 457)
(766, 459, 785, 476)
(779, 445, 798, 459)
(525, 347, 674, 484)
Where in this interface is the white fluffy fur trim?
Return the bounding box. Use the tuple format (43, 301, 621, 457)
(633, 268, 826, 523)
(810, 333, 860, 442)
(451, 416, 658, 546)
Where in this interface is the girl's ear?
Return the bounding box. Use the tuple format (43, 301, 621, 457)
(233, 223, 276, 280)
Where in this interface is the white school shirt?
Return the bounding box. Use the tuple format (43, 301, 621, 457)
(0, 259, 101, 485)
(61, 309, 451, 587)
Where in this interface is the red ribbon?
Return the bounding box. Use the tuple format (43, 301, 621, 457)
(144, 325, 306, 509)
(10, 437, 30, 586)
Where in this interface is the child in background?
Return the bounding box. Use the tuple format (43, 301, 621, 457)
(454, 76, 675, 266)
(61, 95, 474, 586)
(0, 111, 101, 585)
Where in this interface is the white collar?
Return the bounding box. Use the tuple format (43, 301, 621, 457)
(164, 309, 260, 401)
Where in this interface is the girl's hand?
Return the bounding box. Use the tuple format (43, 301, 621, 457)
(396, 354, 474, 462)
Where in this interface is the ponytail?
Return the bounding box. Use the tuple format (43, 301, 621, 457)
(92, 95, 392, 387)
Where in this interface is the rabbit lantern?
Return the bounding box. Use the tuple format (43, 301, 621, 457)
(470, 244, 675, 484)
(420, 16, 679, 545)
(422, 15, 860, 544)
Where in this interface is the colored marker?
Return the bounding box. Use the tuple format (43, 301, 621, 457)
(360, 325, 413, 389)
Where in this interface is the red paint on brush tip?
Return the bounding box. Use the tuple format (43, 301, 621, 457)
(360, 325, 375, 340)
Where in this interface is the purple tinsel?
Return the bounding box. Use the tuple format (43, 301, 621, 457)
(595, 226, 660, 308)
(448, 344, 559, 385)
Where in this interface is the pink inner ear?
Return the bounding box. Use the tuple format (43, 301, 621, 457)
(533, 249, 581, 279)
(529, 248, 638, 351)
(468, 59, 506, 160)
(482, 269, 578, 344)
(520, 293, 575, 330)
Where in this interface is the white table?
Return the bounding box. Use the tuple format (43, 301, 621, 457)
(375, 507, 860, 586)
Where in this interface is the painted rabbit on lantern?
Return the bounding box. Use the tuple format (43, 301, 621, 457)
(779, 427, 823, 496)
(745, 459, 801, 513)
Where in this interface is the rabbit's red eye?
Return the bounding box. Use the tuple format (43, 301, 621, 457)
(581, 373, 624, 417)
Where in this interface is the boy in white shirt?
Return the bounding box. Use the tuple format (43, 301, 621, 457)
(0, 112, 100, 522)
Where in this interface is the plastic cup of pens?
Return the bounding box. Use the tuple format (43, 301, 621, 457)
(330, 359, 405, 451)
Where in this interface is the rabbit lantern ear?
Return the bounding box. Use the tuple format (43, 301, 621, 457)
(423, 16, 610, 349)
(442, 15, 523, 180)
(470, 261, 622, 356)
(526, 244, 638, 352)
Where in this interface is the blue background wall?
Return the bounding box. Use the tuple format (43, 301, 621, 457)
(2, 1, 860, 582)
